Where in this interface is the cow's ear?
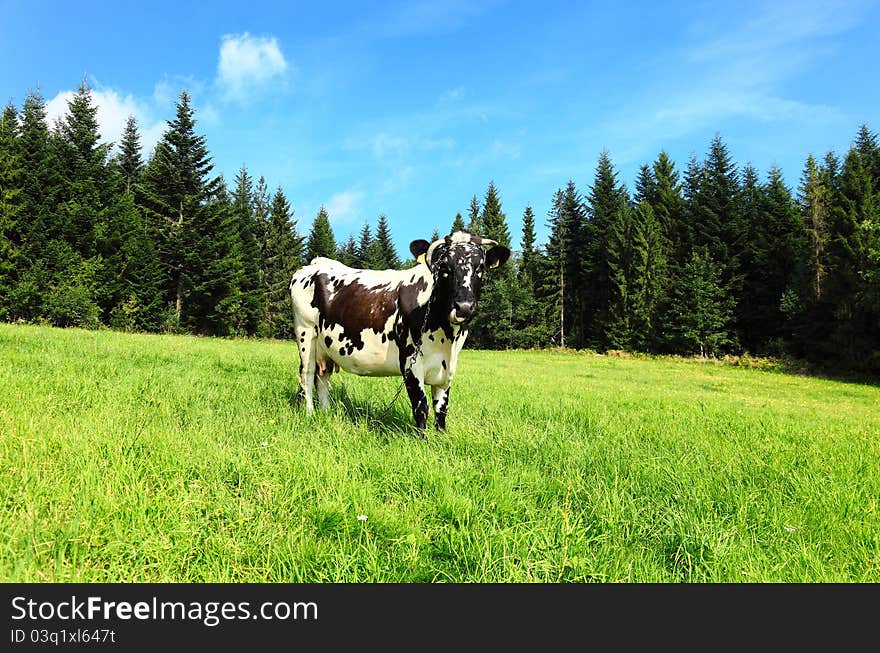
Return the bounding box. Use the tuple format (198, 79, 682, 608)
(409, 239, 431, 258)
(486, 246, 511, 269)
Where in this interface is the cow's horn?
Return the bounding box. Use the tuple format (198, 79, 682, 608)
(469, 234, 497, 246)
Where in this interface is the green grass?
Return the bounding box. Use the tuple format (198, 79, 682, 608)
(1, 323, 878, 582)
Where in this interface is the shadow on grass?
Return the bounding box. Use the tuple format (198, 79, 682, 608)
(285, 383, 426, 440)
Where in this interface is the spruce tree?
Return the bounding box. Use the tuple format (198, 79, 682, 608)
(826, 145, 880, 368)
(337, 234, 357, 267)
(798, 154, 829, 304)
(652, 150, 685, 253)
(19, 89, 62, 264)
(519, 205, 539, 291)
(374, 214, 400, 269)
(356, 223, 373, 268)
(118, 115, 143, 194)
(467, 195, 482, 234)
(469, 182, 515, 348)
(54, 81, 111, 315)
(232, 165, 264, 334)
(0, 103, 25, 319)
(586, 151, 625, 346)
(665, 248, 734, 357)
(631, 201, 667, 350)
(634, 163, 657, 205)
(263, 186, 303, 337)
(306, 207, 336, 261)
(138, 90, 227, 331)
(451, 212, 465, 233)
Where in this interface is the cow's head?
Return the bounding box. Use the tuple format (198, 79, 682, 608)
(409, 230, 511, 324)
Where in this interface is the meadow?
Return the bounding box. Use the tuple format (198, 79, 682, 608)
(1, 323, 878, 582)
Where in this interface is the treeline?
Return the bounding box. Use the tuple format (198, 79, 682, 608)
(1, 81, 878, 374)
(460, 130, 880, 376)
(0, 84, 312, 338)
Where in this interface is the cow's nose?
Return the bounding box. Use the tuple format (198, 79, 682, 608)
(454, 301, 474, 319)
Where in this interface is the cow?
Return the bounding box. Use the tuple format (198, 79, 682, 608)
(288, 230, 511, 431)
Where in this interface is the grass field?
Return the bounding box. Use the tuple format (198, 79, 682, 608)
(1, 322, 878, 582)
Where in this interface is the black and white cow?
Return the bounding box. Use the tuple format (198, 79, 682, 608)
(289, 230, 510, 431)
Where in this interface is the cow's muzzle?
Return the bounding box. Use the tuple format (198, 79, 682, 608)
(449, 301, 474, 324)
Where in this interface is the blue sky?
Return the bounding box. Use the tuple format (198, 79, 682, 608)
(1, 0, 878, 254)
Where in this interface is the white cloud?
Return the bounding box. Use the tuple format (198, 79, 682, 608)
(325, 190, 364, 225)
(217, 33, 288, 102)
(45, 87, 165, 155)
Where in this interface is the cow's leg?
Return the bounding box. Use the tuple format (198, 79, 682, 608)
(315, 359, 333, 409)
(431, 384, 451, 431)
(297, 330, 317, 414)
(404, 370, 429, 432)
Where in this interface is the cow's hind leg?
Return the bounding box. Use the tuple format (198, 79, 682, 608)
(296, 327, 317, 414)
(431, 384, 451, 431)
(315, 359, 333, 409)
(404, 370, 429, 432)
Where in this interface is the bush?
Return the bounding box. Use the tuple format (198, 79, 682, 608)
(45, 284, 101, 329)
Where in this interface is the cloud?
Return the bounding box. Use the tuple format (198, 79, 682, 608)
(45, 86, 165, 155)
(216, 33, 289, 102)
(325, 190, 364, 225)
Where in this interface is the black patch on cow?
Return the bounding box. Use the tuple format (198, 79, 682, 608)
(339, 347, 346, 357)
(325, 336, 332, 348)
(311, 273, 410, 352)
(381, 333, 387, 343)
(441, 359, 447, 370)
(428, 334, 434, 341)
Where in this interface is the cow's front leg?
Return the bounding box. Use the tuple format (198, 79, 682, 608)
(431, 384, 451, 431)
(404, 370, 429, 432)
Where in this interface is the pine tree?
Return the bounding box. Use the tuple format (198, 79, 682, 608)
(451, 212, 465, 233)
(0, 103, 24, 318)
(306, 207, 336, 261)
(539, 189, 567, 346)
(18, 89, 62, 265)
(104, 188, 165, 331)
(138, 90, 227, 331)
(511, 205, 550, 347)
(469, 182, 515, 348)
(232, 165, 264, 334)
(374, 214, 400, 269)
(467, 195, 482, 233)
(480, 181, 511, 247)
(430, 227, 441, 242)
(356, 223, 372, 268)
(604, 195, 635, 349)
(118, 115, 143, 194)
(631, 201, 667, 350)
(826, 144, 880, 369)
(54, 81, 112, 316)
(634, 163, 656, 205)
(337, 234, 357, 267)
(665, 248, 735, 357)
(186, 179, 245, 335)
(519, 205, 539, 291)
(652, 150, 685, 253)
(263, 187, 303, 337)
(798, 154, 830, 306)
(586, 151, 625, 346)
(753, 165, 804, 350)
